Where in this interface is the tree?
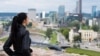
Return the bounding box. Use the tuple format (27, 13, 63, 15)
(74, 35, 81, 43)
(81, 23, 90, 30)
(45, 28, 53, 39)
(62, 29, 69, 40)
(27, 22, 32, 28)
(60, 28, 70, 40)
(92, 25, 99, 32)
(69, 20, 80, 30)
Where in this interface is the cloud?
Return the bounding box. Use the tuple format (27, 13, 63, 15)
(0, 0, 99, 13)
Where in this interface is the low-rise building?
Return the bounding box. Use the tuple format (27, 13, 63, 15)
(79, 30, 97, 42)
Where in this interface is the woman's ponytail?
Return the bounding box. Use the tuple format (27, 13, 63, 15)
(11, 16, 19, 33)
(11, 13, 27, 34)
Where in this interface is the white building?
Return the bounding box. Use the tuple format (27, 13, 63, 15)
(92, 18, 98, 25)
(69, 29, 79, 43)
(44, 23, 58, 30)
(79, 30, 97, 42)
(69, 29, 74, 43)
(89, 19, 93, 27)
(28, 9, 36, 22)
(42, 11, 46, 19)
(88, 18, 98, 27)
(65, 11, 70, 16)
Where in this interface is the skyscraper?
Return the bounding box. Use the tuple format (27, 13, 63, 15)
(58, 5, 65, 17)
(40, 11, 46, 19)
(76, 1, 79, 14)
(49, 11, 57, 24)
(28, 8, 36, 21)
(92, 6, 97, 18)
(97, 10, 100, 18)
(79, 0, 82, 22)
(77, 0, 82, 29)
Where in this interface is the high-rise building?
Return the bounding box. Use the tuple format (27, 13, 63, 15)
(75, 0, 82, 22)
(40, 11, 46, 19)
(76, 1, 79, 14)
(92, 6, 97, 18)
(97, 10, 100, 18)
(28, 8, 36, 21)
(58, 5, 65, 17)
(49, 11, 58, 24)
(79, 0, 82, 22)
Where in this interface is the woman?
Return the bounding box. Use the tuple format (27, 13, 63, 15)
(3, 13, 33, 56)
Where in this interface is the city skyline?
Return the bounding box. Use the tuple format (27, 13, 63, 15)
(0, 0, 100, 13)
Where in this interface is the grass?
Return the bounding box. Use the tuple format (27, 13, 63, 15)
(66, 48, 100, 56)
(39, 30, 46, 34)
(0, 37, 8, 42)
(50, 32, 57, 44)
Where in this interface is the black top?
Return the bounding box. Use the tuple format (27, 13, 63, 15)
(3, 25, 32, 56)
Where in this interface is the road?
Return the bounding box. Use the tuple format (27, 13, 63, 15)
(30, 34, 46, 43)
(56, 32, 70, 47)
(80, 42, 100, 52)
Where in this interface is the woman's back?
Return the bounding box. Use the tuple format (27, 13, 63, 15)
(12, 25, 27, 52)
(3, 13, 32, 56)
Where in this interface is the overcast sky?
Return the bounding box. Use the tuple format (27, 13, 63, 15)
(0, 0, 99, 13)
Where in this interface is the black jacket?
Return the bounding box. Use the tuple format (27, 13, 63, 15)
(3, 25, 32, 56)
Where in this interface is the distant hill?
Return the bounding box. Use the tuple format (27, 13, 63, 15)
(0, 13, 17, 17)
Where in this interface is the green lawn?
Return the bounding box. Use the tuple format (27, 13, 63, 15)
(50, 32, 57, 44)
(66, 48, 100, 56)
(0, 37, 8, 42)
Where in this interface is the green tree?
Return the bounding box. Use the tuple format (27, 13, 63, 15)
(60, 28, 70, 40)
(27, 22, 32, 28)
(92, 25, 99, 32)
(69, 20, 80, 30)
(74, 35, 81, 43)
(45, 28, 53, 39)
(81, 23, 90, 30)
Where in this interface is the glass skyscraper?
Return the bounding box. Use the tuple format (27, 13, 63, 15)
(58, 5, 65, 17)
(92, 6, 97, 18)
(97, 10, 100, 18)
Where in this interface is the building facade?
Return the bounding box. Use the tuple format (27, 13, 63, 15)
(28, 8, 36, 21)
(92, 6, 97, 18)
(58, 5, 65, 17)
(79, 30, 97, 42)
(69, 29, 79, 43)
(97, 10, 100, 18)
(40, 11, 46, 19)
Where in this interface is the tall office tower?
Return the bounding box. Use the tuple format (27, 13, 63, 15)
(79, 0, 82, 22)
(97, 10, 100, 18)
(76, 1, 79, 14)
(49, 11, 57, 24)
(28, 8, 36, 21)
(58, 5, 65, 17)
(92, 6, 97, 18)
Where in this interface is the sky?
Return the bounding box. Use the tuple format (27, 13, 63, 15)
(0, 0, 100, 13)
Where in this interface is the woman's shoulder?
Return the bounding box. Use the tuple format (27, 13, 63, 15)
(19, 27, 29, 35)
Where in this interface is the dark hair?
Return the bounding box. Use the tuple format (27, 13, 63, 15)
(11, 12, 27, 33)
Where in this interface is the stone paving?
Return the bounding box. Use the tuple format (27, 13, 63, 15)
(0, 47, 88, 56)
(0, 41, 88, 56)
